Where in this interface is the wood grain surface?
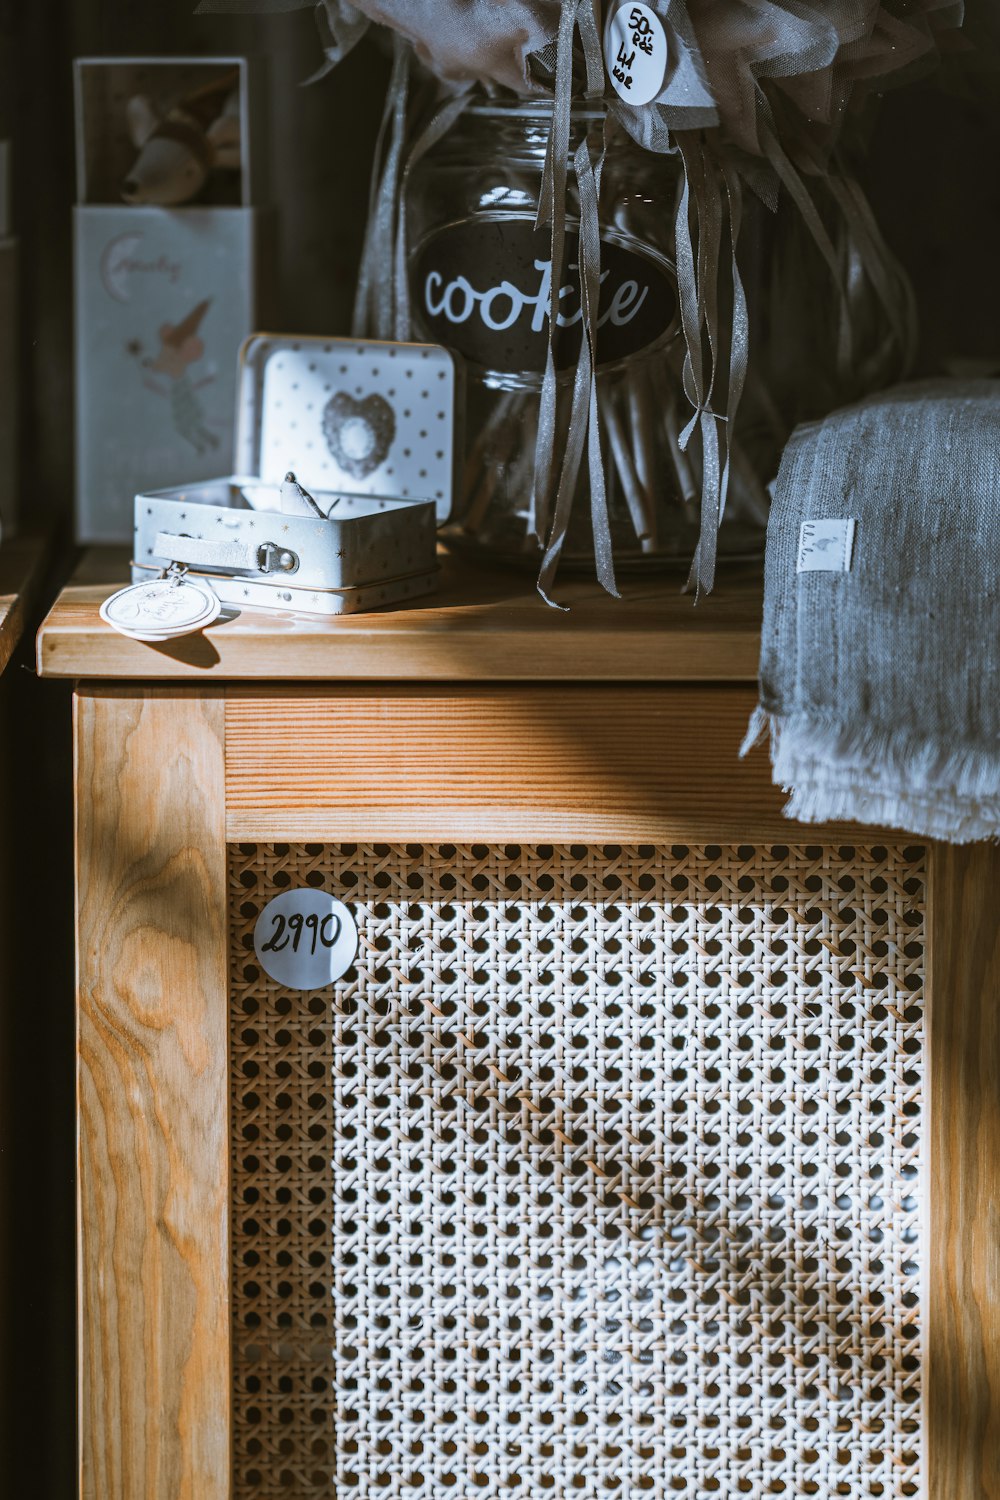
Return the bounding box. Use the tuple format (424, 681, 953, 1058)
(36, 547, 763, 682)
(927, 842, 1000, 1500)
(75, 688, 230, 1500)
(224, 684, 878, 843)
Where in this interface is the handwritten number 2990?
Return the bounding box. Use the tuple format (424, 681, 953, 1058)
(260, 910, 342, 956)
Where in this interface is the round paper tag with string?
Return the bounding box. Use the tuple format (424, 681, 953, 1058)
(604, 2, 669, 107)
(100, 574, 221, 642)
(253, 888, 359, 991)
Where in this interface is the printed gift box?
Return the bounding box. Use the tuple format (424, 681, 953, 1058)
(73, 57, 272, 543)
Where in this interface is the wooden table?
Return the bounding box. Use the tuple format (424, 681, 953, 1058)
(38, 551, 1000, 1500)
(0, 532, 47, 678)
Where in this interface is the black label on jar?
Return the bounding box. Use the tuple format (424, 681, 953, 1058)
(412, 216, 678, 374)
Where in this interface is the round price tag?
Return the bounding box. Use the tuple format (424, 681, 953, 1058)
(100, 576, 220, 641)
(604, 2, 669, 107)
(253, 889, 359, 991)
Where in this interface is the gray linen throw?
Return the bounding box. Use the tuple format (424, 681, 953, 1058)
(743, 380, 1000, 842)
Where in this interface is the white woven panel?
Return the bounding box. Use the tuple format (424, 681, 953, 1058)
(229, 842, 925, 1499)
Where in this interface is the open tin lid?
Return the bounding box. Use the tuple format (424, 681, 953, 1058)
(235, 333, 460, 524)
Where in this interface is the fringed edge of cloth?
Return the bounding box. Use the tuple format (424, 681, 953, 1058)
(742, 706, 1000, 843)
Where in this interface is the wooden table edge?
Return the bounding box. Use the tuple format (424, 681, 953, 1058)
(35, 548, 764, 683)
(0, 530, 51, 678)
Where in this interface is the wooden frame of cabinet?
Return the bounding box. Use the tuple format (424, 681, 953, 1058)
(41, 555, 1000, 1500)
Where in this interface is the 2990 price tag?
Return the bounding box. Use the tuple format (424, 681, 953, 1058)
(253, 888, 359, 990)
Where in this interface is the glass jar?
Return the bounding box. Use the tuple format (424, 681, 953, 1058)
(405, 101, 768, 572)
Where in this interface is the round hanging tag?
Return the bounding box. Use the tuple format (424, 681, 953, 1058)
(253, 888, 360, 991)
(604, 2, 669, 107)
(100, 576, 221, 642)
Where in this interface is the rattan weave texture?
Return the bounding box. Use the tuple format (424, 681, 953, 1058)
(229, 842, 925, 1498)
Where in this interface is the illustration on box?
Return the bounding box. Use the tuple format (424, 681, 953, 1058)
(125, 297, 220, 455)
(74, 57, 260, 542)
(77, 213, 254, 539)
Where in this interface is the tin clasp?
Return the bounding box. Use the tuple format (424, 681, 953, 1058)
(256, 542, 299, 575)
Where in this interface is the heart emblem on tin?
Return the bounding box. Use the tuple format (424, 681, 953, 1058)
(321, 391, 396, 479)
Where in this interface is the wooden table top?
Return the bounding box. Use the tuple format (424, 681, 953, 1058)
(36, 547, 763, 682)
(0, 532, 48, 679)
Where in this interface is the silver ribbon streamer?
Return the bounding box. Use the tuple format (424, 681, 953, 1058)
(393, 90, 475, 342)
(530, 0, 578, 548)
(533, 0, 618, 605)
(720, 156, 749, 512)
(673, 135, 749, 598)
(576, 127, 620, 600)
(757, 113, 853, 379)
(673, 138, 717, 593)
(351, 33, 410, 340)
(537, 128, 621, 605)
(684, 148, 721, 596)
(825, 165, 917, 382)
(309, 0, 372, 81)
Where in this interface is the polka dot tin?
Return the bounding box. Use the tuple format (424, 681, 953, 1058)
(131, 334, 460, 618)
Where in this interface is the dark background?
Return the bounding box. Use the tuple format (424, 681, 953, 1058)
(0, 7, 390, 1496)
(0, 3, 997, 1495)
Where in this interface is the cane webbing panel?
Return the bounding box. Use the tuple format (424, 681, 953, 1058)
(229, 842, 925, 1499)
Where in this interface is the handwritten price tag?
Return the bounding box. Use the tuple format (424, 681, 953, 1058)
(604, 2, 668, 106)
(253, 888, 359, 990)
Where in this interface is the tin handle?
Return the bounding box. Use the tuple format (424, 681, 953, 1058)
(154, 531, 299, 576)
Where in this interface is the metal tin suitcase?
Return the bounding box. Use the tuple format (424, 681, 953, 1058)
(132, 332, 459, 615)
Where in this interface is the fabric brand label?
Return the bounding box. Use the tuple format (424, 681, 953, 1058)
(797, 518, 856, 573)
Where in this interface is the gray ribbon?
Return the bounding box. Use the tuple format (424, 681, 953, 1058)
(756, 108, 853, 378)
(825, 164, 917, 383)
(673, 140, 704, 448)
(574, 0, 605, 95)
(533, 0, 618, 605)
(530, 0, 578, 547)
(393, 89, 473, 342)
(576, 126, 619, 600)
(720, 155, 749, 514)
(682, 140, 722, 598)
(674, 135, 749, 598)
(351, 32, 410, 340)
(758, 99, 918, 397)
(308, 0, 372, 81)
(537, 126, 620, 605)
